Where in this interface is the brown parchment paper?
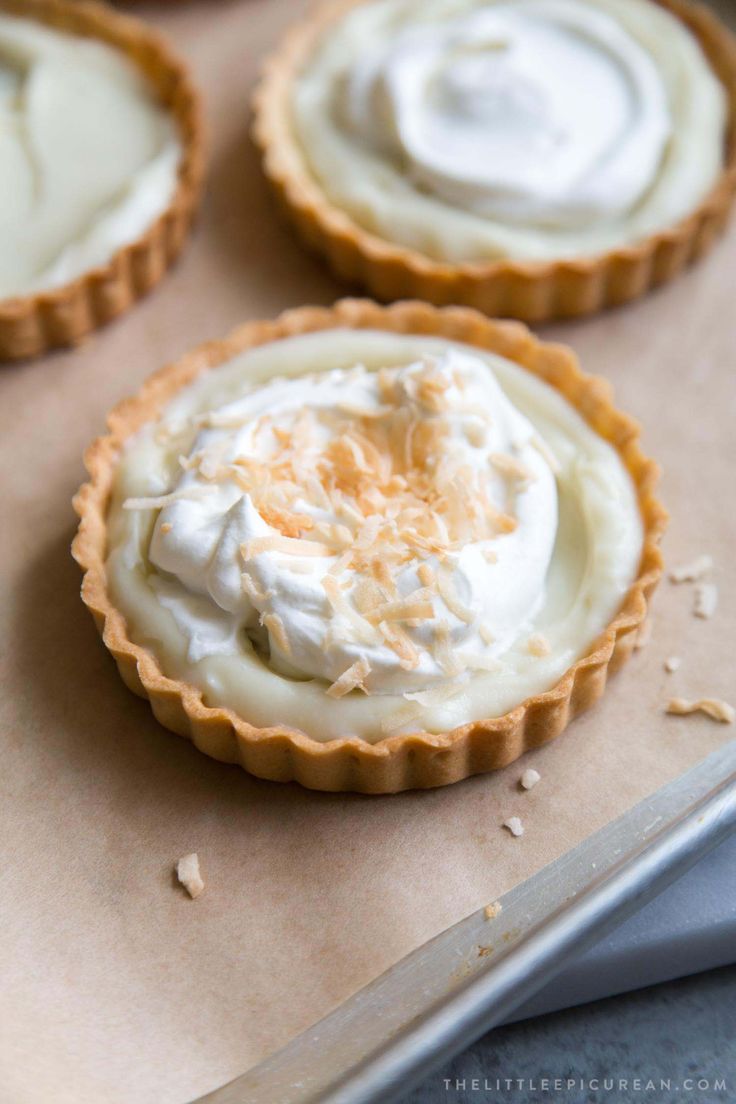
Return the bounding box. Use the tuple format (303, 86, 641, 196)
(1, 2, 735, 1101)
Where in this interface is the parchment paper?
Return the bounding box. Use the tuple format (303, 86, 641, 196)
(1, 2, 734, 1101)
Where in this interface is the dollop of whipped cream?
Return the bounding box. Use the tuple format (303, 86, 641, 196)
(131, 351, 558, 697)
(342, 0, 671, 228)
(0, 14, 180, 298)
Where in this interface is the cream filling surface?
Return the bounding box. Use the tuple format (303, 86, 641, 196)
(291, 0, 726, 262)
(0, 14, 181, 298)
(106, 330, 643, 743)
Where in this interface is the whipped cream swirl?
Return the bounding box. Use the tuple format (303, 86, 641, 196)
(343, 0, 670, 228)
(133, 351, 558, 696)
(293, 0, 725, 260)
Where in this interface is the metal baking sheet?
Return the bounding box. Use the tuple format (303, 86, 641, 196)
(196, 740, 736, 1104)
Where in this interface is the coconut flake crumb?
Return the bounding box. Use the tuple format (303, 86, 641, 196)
(503, 816, 524, 837)
(693, 582, 718, 620)
(669, 554, 713, 583)
(527, 633, 551, 658)
(484, 901, 502, 921)
(634, 617, 653, 650)
(176, 853, 204, 899)
(664, 656, 681, 674)
(520, 768, 541, 791)
(666, 697, 735, 724)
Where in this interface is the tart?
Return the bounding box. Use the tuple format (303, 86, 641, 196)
(73, 300, 665, 793)
(0, 0, 204, 360)
(252, 0, 736, 322)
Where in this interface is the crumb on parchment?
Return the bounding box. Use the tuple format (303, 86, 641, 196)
(484, 902, 502, 921)
(666, 698, 734, 724)
(176, 853, 204, 899)
(503, 816, 524, 838)
(669, 555, 713, 584)
(520, 768, 541, 791)
(693, 582, 718, 620)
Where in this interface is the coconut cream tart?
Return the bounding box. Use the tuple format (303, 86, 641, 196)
(74, 302, 665, 792)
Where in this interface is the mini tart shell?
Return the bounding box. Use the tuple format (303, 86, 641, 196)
(0, 0, 205, 361)
(252, 0, 736, 323)
(73, 299, 666, 793)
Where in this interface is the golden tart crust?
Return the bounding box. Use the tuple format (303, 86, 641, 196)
(73, 300, 666, 793)
(0, 0, 205, 361)
(252, 0, 736, 323)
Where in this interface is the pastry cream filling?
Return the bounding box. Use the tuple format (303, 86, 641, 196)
(292, 0, 726, 261)
(0, 14, 180, 298)
(107, 331, 643, 742)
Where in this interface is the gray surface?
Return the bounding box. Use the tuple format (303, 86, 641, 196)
(505, 831, 736, 1022)
(404, 964, 736, 1104)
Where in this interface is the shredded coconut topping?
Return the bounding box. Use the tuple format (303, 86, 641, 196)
(527, 633, 551, 658)
(143, 350, 558, 698)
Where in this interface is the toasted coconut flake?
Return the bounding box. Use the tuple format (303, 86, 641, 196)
(503, 817, 524, 838)
(417, 562, 436, 588)
(123, 485, 217, 511)
(327, 550, 355, 576)
(378, 620, 420, 670)
(527, 633, 551, 657)
(485, 503, 517, 534)
(432, 620, 463, 677)
(323, 575, 377, 643)
(669, 554, 713, 583)
(459, 652, 502, 673)
(484, 902, 502, 921)
(482, 548, 498, 564)
(354, 515, 382, 551)
(353, 578, 385, 615)
(241, 536, 333, 559)
(479, 624, 495, 646)
(337, 402, 393, 419)
(465, 420, 487, 447)
(258, 504, 314, 538)
(262, 613, 291, 655)
(176, 853, 204, 899)
(326, 657, 371, 698)
(242, 573, 266, 603)
(664, 656, 681, 674)
(490, 452, 535, 483)
(693, 581, 718, 619)
(403, 683, 462, 708)
(520, 768, 541, 791)
(367, 591, 434, 625)
(666, 697, 734, 724)
(159, 522, 173, 535)
(437, 567, 476, 624)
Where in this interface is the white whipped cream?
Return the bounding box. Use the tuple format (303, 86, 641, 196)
(144, 351, 557, 694)
(293, 0, 726, 260)
(344, 0, 670, 227)
(0, 14, 180, 299)
(106, 330, 643, 742)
